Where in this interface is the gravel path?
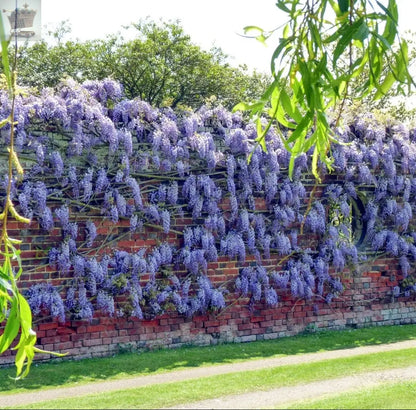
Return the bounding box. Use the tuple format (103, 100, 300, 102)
(2, 339, 416, 408)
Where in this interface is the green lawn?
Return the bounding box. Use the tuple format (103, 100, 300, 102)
(2, 324, 416, 409)
(10, 348, 416, 409)
(1, 324, 416, 396)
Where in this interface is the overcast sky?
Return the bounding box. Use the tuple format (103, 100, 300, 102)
(4, 0, 416, 73)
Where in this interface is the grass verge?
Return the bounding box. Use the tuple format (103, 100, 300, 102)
(1, 323, 416, 395)
(9, 347, 416, 409)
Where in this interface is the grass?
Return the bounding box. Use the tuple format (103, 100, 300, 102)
(1, 323, 416, 395)
(7, 347, 416, 408)
(283, 381, 416, 409)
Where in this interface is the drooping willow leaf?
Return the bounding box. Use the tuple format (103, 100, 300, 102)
(235, 0, 414, 181)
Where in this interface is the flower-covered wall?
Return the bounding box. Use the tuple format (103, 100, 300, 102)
(1, 78, 416, 364)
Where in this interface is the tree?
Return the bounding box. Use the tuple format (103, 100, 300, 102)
(99, 20, 233, 107)
(13, 39, 101, 88)
(9, 19, 270, 110)
(235, 0, 415, 180)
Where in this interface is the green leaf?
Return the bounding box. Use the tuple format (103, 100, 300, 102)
(0, 288, 12, 303)
(276, 0, 291, 14)
(274, 105, 297, 129)
(14, 328, 37, 379)
(261, 77, 281, 103)
(324, 28, 342, 45)
(338, 0, 349, 13)
(397, 39, 409, 79)
(375, 0, 398, 46)
(282, 24, 290, 39)
(0, 116, 11, 128)
(333, 19, 369, 65)
(270, 37, 293, 74)
(286, 113, 313, 144)
(371, 32, 392, 52)
(353, 20, 370, 43)
(18, 293, 33, 334)
(374, 37, 409, 100)
(308, 21, 323, 52)
(232, 101, 264, 115)
(255, 134, 267, 153)
(243, 25, 264, 34)
(0, 275, 13, 293)
(0, 299, 20, 354)
(280, 89, 302, 123)
(378, 0, 398, 20)
(301, 133, 318, 153)
(243, 26, 269, 45)
(232, 102, 253, 112)
(297, 60, 314, 109)
(311, 146, 321, 181)
(288, 135, 306, 180)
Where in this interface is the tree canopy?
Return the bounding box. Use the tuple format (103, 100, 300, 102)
(7, 19, 270, 110)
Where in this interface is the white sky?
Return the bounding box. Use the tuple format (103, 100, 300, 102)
(40, 0, 281, 72)
(8, 0, 416, 73)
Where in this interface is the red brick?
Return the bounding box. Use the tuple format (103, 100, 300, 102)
(100, 330, 118, 338)
(54, 341, 74, 351)
(41, 344, 54, 351)
(144, 319, 160, 327)
(76, 325, 87, 334)
(260, 320, 275, 328)
(71, 333, 88, 342)
(238, 323, 253, 331)
(112, 336, 132, 344)
(86, 325, 107, 333)
(250, 316, 264, 323)
(83, 339, 102, 347)
(204, 320, 220, 327)
(37, 322, 59, 331)
(127, 328, 141, 336)
(206, 327, 219, 333)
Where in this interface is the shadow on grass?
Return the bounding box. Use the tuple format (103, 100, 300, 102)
(1, 323, 416, 394)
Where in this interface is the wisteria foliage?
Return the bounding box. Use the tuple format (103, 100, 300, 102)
(1, 78, 416, 322)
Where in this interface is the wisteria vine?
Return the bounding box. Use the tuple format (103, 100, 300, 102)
(1, 78, 416, 323)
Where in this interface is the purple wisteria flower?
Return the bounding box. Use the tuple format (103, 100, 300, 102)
(12, 80, 416, 320)
(274, 232, 292, 255)
(77, 284, 94, 320)
(85, 220, 97, 247)
(50, 151, 64, 177)
(161, 209, 171, 233)
(32, 181, 48, 211)
(40, 207, 54, 231)
(26, 283, 66, 323)
(96, 291, 115, 316)
(305, 202, 326, 234)
(55, 205, 69, 230)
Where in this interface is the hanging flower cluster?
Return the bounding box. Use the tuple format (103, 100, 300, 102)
(1, 78, 415, 322)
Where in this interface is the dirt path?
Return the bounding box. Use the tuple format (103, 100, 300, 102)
(2, 339, 416, 408)
(170, 366, 416, 409)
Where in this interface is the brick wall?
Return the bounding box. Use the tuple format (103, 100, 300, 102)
(1, 181, 415, 366)
(2, 270, 415, 366)
(1, 103, 416, 368)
